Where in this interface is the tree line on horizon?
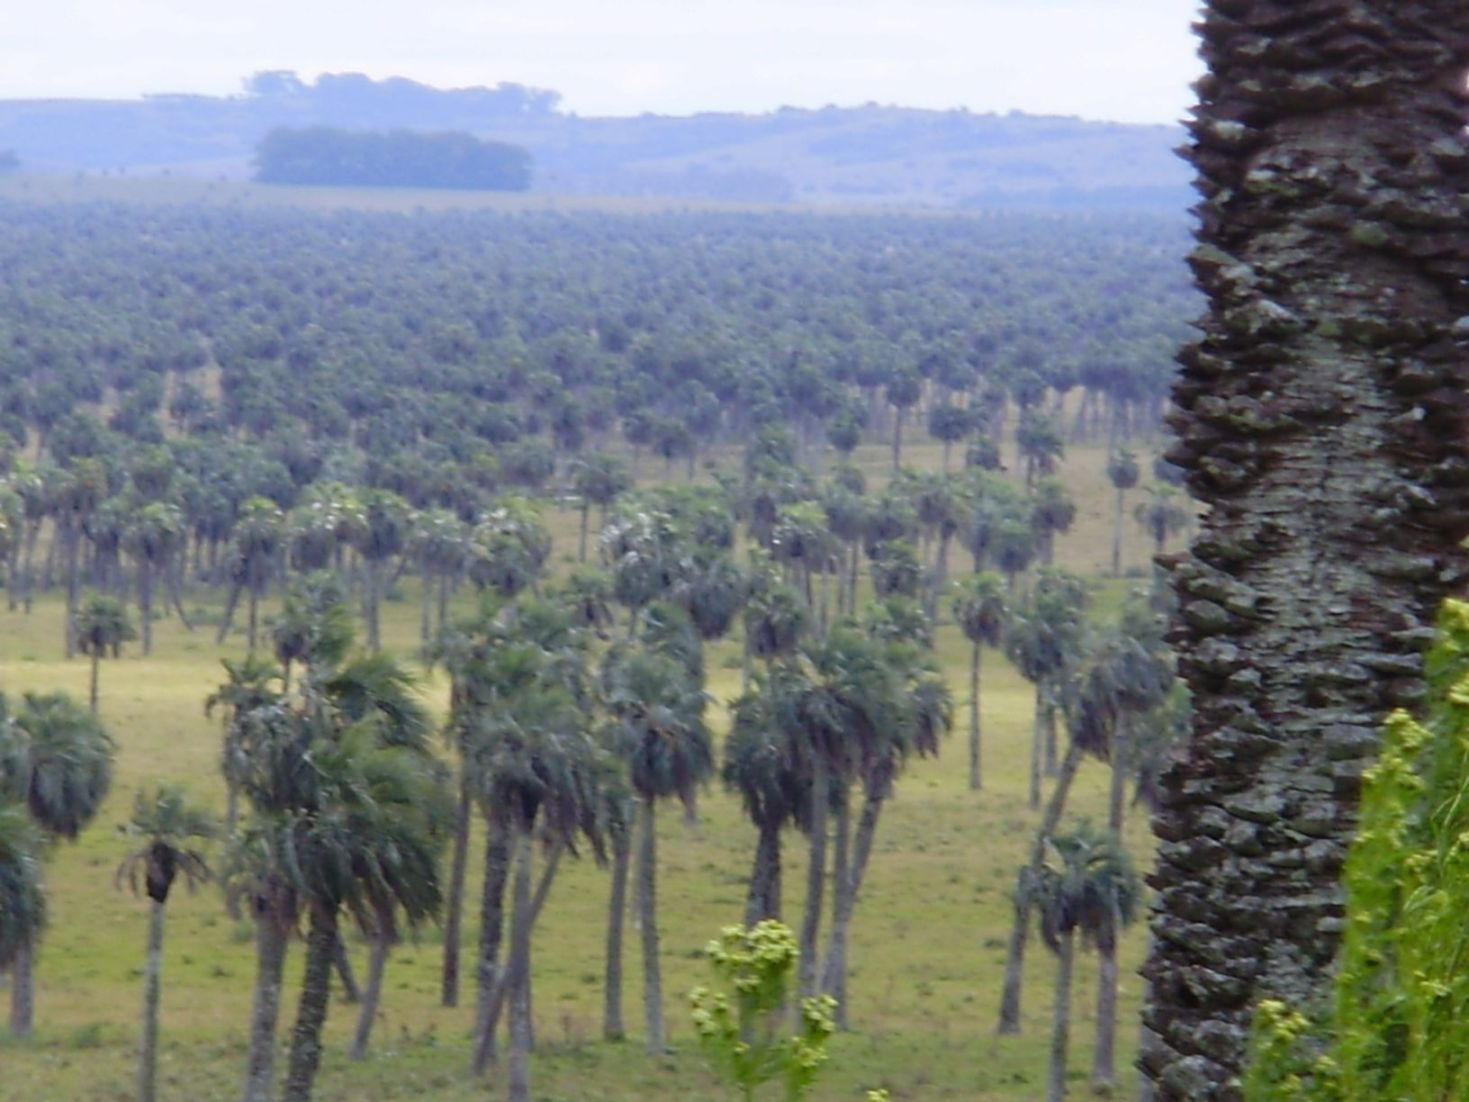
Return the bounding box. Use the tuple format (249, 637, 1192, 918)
(253, 127, 533, 191)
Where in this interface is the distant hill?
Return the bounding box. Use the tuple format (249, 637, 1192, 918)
(0, 71, 1190, 211)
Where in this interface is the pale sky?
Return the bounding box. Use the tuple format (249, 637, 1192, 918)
(6, 0, 1202, 123)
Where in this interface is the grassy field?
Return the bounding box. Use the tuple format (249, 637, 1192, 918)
(0, 436, 1178, 1101)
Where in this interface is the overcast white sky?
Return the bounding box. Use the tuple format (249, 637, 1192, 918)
(6, 0, 1202, 123)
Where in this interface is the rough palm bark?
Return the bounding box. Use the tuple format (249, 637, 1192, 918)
(1143, 6, 1469, 1097)
(967, 638, 983, 790)
(1092, 922, 1121, 1094)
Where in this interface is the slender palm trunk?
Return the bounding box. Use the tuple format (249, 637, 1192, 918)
(282, 905, 337, 1102)
(1046, 928, 1076, 1102)
(1092, 932, 1120, 1093)
(138, 560, 154, 655)
(798, 760, 828, 998)
(243, 909, 291, 1102)
(1028, 686, 1044, 810)
(419, 566, 433, 644)
(603, 827, 630, 1041)
(636, 795, 665, 1053)
(578, 504, 590, 562)
(364, 559, 381, 654)
(247, 576, 261, 653)
(348, 932, 390, 1060)
(9, 939, 34, 1037)
(820, 788, 851, 1025)
(89, 651, 100, 714)
(440, 776, 471, 1007)
(744, 822, 782, 926)
(63, 524, 79, 657)
(1109, 719, 1130, 834)
(891, 410, 904, 471)
(1043, 698, 1059, 778)
(1111, 485, 1125, 576)
(137, 900, 166, 1102)
(998, 739, 1084, 1034)
(331, 933, 360, 1004)
(216, 580, 243, 644)
(470, 816, 511, 1076)
(968, 641, 982, 790)
(506, 827, 534, 1102)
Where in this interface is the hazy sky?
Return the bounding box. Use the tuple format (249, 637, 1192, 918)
(9, 0, 1201, 123)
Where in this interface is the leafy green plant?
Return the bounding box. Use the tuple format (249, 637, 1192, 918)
(689, 921, 836, 1101)
(1244, 597, 1469, 1099)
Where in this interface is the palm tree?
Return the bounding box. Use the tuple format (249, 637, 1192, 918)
(603, 646, 712, 1053)
(1014, 409, 1063, 489)
(351, 489, 412, 654)
(73, 591, 136, 714)
(819, 638, 951, 1026)
(1105, 450, 1139, 576)
(217, 497, 284, 652)
(1021, 825, 1140, 1102)
(570, 454, 632, 562)
(1133, 486, 1189, 560)
(409, 508, 467, 642)
(122, 501, 187, 655)
(466, 677, 605, 1097)
(51, 459, 107, 657)
(0, 691, 114, 1036)
(725, 676, 806, 926)
(1004, 570, 1088, 811)
(1029, 477, 1076, 567)
(115, 786, 215, 1102)
(270, 574, 354, 693)
(885, 368, 922, 471)
(951, 572, 1008, 790)
(206, 653, 283, 839)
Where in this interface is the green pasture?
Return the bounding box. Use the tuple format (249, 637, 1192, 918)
(0, 437, 1176, 1100)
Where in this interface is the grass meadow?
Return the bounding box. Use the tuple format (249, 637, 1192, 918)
(0, 427, 1176, 1100)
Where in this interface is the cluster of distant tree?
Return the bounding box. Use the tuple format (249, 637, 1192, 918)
(243, 70, 562, 120)
(253, 126, 532, 191)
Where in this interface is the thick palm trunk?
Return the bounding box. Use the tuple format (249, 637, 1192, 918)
(603, 827, 630, 1041)
(797, 760, 828, 998)
(1092, 933, 1120, 1093)
(636, 796, 665, 1053)
(1142, 8, 1469, 1096)
(440, 777, 471, 1007)
(282, 905, 337, 1102)
(242, 910, 291, 1102)
(348, 933, 390, 1060)
(744, 821, 782, 926)
(506, 827, 534, 1102)
(998, 739, 1084, 1033)
(9, 939, 33, 1037)
(470, 816, 511, 1076)
(968, 642, 982, 790)
(1108, 719, 1130, 834)
(137, 900, 166, 1102)
(1046, 929, 1075, 1102)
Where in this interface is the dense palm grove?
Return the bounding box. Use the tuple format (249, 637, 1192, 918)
(0, 198, 1195, 1100)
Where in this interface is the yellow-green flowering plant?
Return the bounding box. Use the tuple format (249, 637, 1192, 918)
(689, 920, 837, 1101)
